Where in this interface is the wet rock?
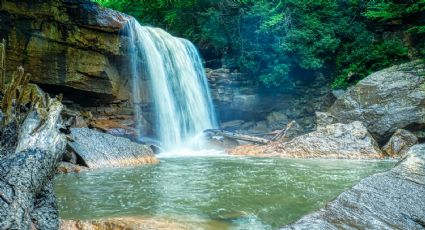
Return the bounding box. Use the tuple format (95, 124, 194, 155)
(330, 61, 425, 143)
(266, 111, 289, 130)
(280, 144, 425, 230)
(315, 111, 337, 128)
(60, 217, 200, 230)
(56, 162, 86, 174)
(69, 128, 158, 169)
(230, 121, 383, 159)
(382, 129, 418, 157)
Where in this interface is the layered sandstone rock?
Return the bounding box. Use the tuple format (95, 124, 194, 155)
(0, 0, 131, 103)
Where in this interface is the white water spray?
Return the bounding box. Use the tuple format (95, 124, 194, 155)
(125, 19, 217, 150)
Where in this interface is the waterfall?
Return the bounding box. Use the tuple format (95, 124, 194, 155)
(124, 19, 217, 150)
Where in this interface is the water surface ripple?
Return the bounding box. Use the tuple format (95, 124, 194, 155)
(54, 157, 394, 229)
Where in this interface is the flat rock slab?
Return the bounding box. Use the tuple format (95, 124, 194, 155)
(280, 144, 425, 229)
(69, 128, 158, 169)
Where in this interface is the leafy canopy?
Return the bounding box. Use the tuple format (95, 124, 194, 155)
(94, 0, 423, 89)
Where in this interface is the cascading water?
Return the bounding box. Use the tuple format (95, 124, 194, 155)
(124, 19, 217, 150)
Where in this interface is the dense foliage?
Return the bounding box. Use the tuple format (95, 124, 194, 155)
(95, 0, 424, 89)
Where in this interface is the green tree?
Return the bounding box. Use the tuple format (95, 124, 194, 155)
(94, 0, 422, 89)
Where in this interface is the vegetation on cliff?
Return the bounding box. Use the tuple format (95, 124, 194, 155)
(94, 0, 424, 89)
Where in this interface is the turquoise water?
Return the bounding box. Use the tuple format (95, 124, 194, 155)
(54, 156, 394, 229)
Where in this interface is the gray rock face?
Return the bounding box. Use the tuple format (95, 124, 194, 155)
(383, 129, 418, 157)
(329, 61, 425, 143)
(207, 68, 336, 130)
(69, 128, 158, 168)
(266, 121, 383, 159)
(280, 144, 425, 230)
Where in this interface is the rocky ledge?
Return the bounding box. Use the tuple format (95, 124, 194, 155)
(229, 121, 383, 159)
(280, 144, 425, 229)
(229, 61, 425, 159)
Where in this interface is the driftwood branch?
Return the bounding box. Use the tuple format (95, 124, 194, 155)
(205, 129, 270, 144)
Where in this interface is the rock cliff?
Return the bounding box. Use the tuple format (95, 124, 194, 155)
(207, 68, 335, 132)
(0, 0, 131, 104)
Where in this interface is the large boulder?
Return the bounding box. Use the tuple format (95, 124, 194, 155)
(229, 121, 383, 159)
(0, 0, 131, 104)
(68, 128, 158, 168)
(329, 61, 425, 143)
(280, 144, 425, 229)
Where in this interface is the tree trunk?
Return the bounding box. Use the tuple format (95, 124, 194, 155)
(0, 98, 65, 230)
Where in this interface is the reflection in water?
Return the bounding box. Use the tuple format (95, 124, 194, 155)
(54, 157, 394, 229)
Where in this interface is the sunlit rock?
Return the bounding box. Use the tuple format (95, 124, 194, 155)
(229, 121, 383, 159)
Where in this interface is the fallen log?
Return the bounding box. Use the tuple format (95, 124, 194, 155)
(0, 62, 66, 228)
(204, 129, 270, 145)
(0, 97, 65, 229)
